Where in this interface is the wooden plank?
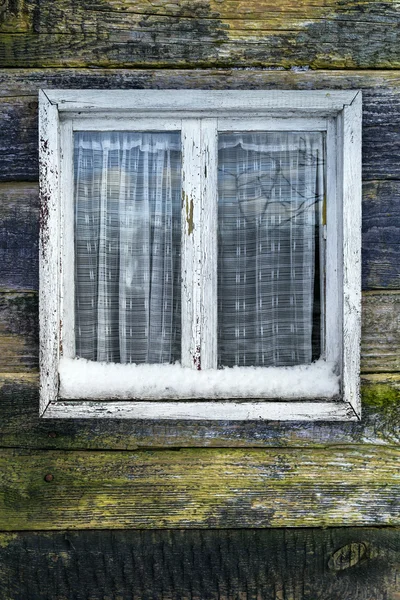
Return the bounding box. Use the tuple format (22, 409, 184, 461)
(1, 0, 400, 69)
(0, 529, 399, 600)
(0, 446, 398, 529)
(0, 96, 38, 181)
(361, 291, 400, 373)
(2, 68, 400, 98)
(363, 180, 400, 290)
(1, 290, 399, 373)
(0, 81, 400, 181)
(1, 178, 398, 292)
(0, 293, 38, 371)
(0, 372, 398, 448)
(0, 182, 39, 292)
(2, 74, 400, 182)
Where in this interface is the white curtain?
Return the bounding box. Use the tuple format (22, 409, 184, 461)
(217, 132, 325, 367)
(74, 132, 182, 364)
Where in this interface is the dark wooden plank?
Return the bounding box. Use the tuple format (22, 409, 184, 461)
(363, 180, 400, 290)
(0, 290, 397, 372)
(0, 528, 399, 600)
(361, 291, 400, 373)
(1, 0, 400, 69)
(1, 179, 397, 291)
(2, 68, 400, 98)
(0, 96, 38, 182)
(2, 72, 400, 181)
(0, 183, 39, 291)
(0, 293, 38, 371)
(0, 372, 399, 449)
(0, 446, 398, 528)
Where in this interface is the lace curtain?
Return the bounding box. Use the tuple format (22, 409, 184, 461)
(74, 130, 324, 368)
(218, 132, 325, 367)
(74, 132, 182, 364)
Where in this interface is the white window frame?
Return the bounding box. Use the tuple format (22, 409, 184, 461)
(39, 89, 362, 421)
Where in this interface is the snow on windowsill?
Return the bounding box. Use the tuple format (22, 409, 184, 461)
(59, 357, 340, 400)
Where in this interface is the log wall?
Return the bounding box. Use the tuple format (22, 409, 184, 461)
(0, 1, 400, 597)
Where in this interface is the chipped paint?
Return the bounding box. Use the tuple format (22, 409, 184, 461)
(184, 192, 194, 236)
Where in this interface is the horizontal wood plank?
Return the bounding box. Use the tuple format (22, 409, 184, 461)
(1, 291, 399, 372)
(2, 68, 400, 98)
(0, 293, 38, 371)
(1, 0, 400, 69)
(0, 528, 398, 599)
(0, 183, 39, 291)
(0, 96, 38, 182)
(361, 291, 400, 372)
(1, 72, 400, 182)
(363, 180, 400, 290)
(0, 372, 399, 448)
(0, 446, 398, 528)
(1, 177, 400, 291)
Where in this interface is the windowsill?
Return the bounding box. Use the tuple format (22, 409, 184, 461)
(59, 356, 339, 400)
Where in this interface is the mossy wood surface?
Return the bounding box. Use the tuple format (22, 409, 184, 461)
(1, 0, 400, 69)
(0, 1, 400, 578)
(0, 529, 399, 600)
(0, 372, 399, 449)
(0, 290, 399, 372)
(0, 446, 399, 529)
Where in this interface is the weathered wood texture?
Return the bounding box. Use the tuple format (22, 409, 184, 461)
(0, 293, 38, 371)
(1, 0, 400, 69)
(0, 183, 39, 292)
(0, 372, 399, 448)
(0, 529, 399, 600)
(1, 290, 398, 372)
(0, 446, 399, 529)
(2, 179, 399, 291)
(2, 70, 400, 183)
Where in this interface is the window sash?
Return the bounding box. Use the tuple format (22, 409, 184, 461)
(62, 117, 334, 372)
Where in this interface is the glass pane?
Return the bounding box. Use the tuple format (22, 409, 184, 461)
(74, 131, 182, 364)
(218, 132, 325, 368)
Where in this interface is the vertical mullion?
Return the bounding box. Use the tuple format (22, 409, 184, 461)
(201, 118, 218, 369)
(181, 119, 218, 369)
(182, 119, 202, 369)
(325, 117, 340, 367)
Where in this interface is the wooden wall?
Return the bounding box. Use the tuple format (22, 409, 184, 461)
(1, 0, 400, 597)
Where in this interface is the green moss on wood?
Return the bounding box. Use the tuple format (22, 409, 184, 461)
(1, 0, 400, 68)
(0, 446, 398, 529)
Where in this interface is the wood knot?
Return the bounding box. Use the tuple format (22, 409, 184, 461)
(328, 542, 371, 571)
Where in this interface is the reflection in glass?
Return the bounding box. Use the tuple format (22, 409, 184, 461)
(218, 132, 325, 367)
(74, 132, 182, 364)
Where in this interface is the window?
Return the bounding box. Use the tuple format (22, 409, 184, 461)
(39, 90, 361, 420)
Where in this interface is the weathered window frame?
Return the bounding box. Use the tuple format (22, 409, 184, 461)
(39, 89, 361, 420)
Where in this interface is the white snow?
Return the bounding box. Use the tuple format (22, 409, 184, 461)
(59, 357, 339, 400)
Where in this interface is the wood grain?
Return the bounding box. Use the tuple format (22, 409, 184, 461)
(1, 0, 400, 69)
(0, 446, 398, 529)
(0, 293, 38, 372)
(361, 291, 400, 373)
(0, 183, 39, 292)
(0, 528, 398, 600)
(1, 290, 399, 373)
(1, 72, 400, 182)
(1, 178, 398, 291)
(363, 180, 400, 290)
(0, 372, 399, 448)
